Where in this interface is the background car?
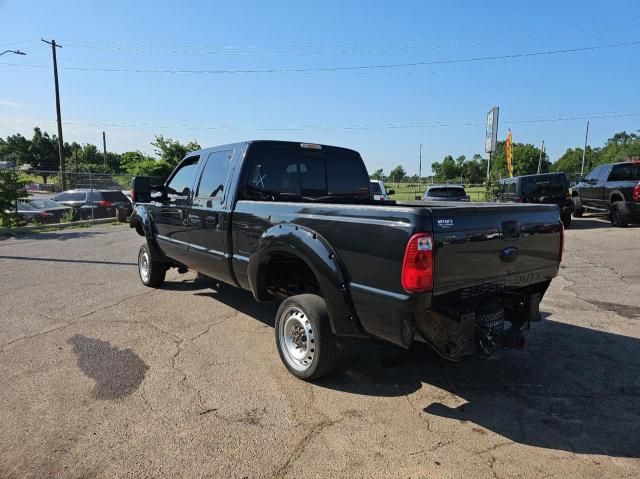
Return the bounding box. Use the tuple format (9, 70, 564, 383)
(422, 185, 470, 202)
(370, 180, 395, 200)
(571, 161, 640, 227)
(5, 199, 73, 224)
(496, 173, 573, 227)
(52, 189, 132, 221)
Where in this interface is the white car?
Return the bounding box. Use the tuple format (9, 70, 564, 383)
(370, 180, 394, 200)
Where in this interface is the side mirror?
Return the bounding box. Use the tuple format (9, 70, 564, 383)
(387, 189, 396, 196)
(131, 176, 151, 203)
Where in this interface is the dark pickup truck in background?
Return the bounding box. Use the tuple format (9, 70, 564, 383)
(130, 140, 563, 380)
(572, 161, 640, 227)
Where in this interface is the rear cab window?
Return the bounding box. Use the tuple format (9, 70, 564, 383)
(608, 163, 640, 181)
(245, 143, 370, 201)
(521, 175, 568, 196)
(427, 187, 465, 198)
(370, 182, 382, 195)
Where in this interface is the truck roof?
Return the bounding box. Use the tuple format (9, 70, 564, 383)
(188, 140, 361, 158)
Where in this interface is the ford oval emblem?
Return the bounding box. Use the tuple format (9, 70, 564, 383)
(499, 246, 520, 263)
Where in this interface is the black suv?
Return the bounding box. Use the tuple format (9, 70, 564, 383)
(496, 173, 573, 227)
(572, 161, 640, 227)
(52, 189, 132, 221)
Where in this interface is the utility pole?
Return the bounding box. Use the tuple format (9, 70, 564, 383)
(537, 140, 545, 174)
(418, 143, 423, 181)
(42, 39, 66, 190)
(102, 131, 108, 167)
(581, 120, 590, 177)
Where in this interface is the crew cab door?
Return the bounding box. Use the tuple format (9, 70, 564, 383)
(154, 155, 199, 265)
(579, 166, 601, 207)
(187, 149, 236, 283)
(593, 164, 612, 207)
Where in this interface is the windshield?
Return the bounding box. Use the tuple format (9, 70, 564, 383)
(370, 182, 382, 194)
(28, 199, 62, 209)
(54, 192, 86, 202)
(521, 175, 567, 196)
(427, 187, 465, 198)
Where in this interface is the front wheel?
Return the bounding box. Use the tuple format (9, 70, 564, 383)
(572, 196, 584, 217)
(275, 294, 339, 380)
(138, 244, 166, 287)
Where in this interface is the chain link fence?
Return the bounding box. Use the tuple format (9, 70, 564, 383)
(385, 182, 493, 201)
(1, 169, 164, 228)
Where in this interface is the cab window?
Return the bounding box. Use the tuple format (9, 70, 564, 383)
(196, 150, 233, 201)
(166, 156, 199, 199)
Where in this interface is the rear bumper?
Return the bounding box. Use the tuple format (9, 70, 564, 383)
(626, 202, 640, 216)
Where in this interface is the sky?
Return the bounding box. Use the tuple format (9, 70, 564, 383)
(1, 0, 639, 175)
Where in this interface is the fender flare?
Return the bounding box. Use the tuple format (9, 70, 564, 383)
(608, 189, 626, 204)
(248, 223, 364, 337)
(130, 205, 165, 260)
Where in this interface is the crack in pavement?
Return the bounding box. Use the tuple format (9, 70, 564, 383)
(272, 416, 343, 478)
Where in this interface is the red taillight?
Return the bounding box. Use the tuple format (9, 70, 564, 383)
(401, 233, 434, 293)
(559, 222, 564, 263)
(39, 211, 53, 217)
(633, 184, 640, 202)
(515, 196, 524, 203)
(98, 200, 113, 207)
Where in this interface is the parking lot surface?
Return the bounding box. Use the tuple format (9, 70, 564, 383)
(1, 218, 639, 478)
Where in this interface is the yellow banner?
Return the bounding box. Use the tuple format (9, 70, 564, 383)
(506, 130, 513, 177)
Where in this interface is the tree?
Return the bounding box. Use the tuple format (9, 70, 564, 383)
(370, 168, 384, 180)
(29, 128, 59, 182)
(441, 155, 459, 180)
(389, 165, 407, 182)
(0, 170, 28, 226)
(151, 135, 200, 168)
(120, 151, 173, 178)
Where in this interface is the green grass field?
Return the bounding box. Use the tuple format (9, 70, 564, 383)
(385, 183, 490, 201)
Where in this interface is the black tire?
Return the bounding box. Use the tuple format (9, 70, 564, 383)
(610, 202, 630, 228)
(561, 214, 572, 228)
(572, 196, 584, 217)
(138, 243, 166, 287)
(275, 294, 339, 381)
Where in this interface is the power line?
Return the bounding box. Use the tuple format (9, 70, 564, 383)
(1, 109, 638, 132)
(60, 21, 640, 57)
(58, 14, 640, 55)
(1, 39, 638, 74)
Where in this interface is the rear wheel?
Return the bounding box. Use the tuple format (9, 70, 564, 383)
(138, 243, 166, 287)
(610, 202, 630, 227)
(561, 214, 572, 228)
(275, 294, 339, 380)
(572, 196, 584, 217)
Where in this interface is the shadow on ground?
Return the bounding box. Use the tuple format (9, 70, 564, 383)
(570, 215, 640, 230)
(177, 281, 640, 458)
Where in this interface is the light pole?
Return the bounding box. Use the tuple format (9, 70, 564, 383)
(0, 50, 26, 56)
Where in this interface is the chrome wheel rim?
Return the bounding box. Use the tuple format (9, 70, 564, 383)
(139, 250, 150, 283)
(279, 307, 315, 371)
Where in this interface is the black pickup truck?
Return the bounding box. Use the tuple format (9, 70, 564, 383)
(572, 161, 640, 227)
(130, 140, 563, 380)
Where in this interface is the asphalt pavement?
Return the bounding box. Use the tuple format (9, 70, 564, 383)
(0, 218, 638, 478)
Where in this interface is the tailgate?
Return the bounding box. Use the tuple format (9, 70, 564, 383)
(430, 203, 561, 296)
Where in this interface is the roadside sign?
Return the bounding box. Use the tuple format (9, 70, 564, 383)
(485, 107, 499, 153)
